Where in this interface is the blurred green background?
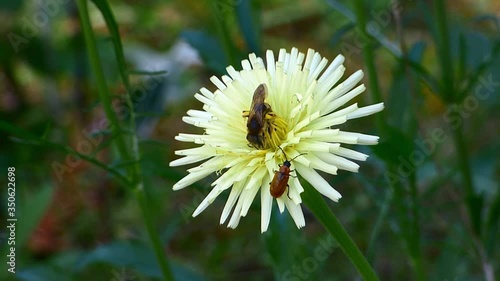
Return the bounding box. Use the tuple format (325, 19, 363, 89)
(0, 0, 499, 280)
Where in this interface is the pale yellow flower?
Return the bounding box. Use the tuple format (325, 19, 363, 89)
(170, 48, 384, 232)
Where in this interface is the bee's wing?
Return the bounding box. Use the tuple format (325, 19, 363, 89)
(247, 83, 268, 126)
(250, 83, 268, 109)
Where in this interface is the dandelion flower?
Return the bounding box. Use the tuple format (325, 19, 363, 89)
(170, 48, 384, 232)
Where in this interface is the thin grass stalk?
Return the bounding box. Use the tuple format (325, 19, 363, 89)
(77, 1, 175, 280)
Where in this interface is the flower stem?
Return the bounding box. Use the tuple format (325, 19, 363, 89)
(135, 187, 175, 281)
(302, 185, 380, 281)
(77, 1, 175, 280)
(76, 0, 131, 164)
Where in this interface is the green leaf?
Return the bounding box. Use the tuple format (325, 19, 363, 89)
(75, 241, 161, 277)
(17, 265, 72, 281)
(485, 193, 500, 257)
(75, 241, 206, 281)
(0, 186, 54, 280)
(471, 14, 500, 30)
(371, 125, 415, 166)
(0, 0, 23, 12)
(17, 186, 54, 247)
(235, 0, 261, 55)
(324, 0, 355, 21)
(329, 22, 356, 47)
(181, 30, 228, 74)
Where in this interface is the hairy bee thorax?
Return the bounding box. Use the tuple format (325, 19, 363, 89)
(243, 83, 288, 150)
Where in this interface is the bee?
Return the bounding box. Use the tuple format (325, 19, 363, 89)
(269, 147, 306, 198)
(242, 83, 273, 149)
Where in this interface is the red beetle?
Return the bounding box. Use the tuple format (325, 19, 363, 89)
(269, 147, 305, 198)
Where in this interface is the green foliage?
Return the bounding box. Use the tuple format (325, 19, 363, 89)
(0, 0, 498, 280)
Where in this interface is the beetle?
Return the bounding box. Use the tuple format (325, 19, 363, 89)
(269, 147, 305, 198)
(242, 83, 274, 149)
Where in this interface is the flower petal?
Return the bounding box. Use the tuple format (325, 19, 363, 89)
(220, 180, 245, 224)
(260, 173, 273, 233)
(285, 199, 305, 229)
(295, 162, 342, 202)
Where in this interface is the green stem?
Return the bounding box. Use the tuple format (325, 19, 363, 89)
(135, 188, 175, 281)
(76, 0, 131, 165)
(366, 188, 392, 262)
(352, 0, 385, 130)
(90, 0, 142, 187)
(78, 1, 175, 280)
(352, 0, 412, 273)
(408, 173, 425, 281)
(393, 4, 425, 277)
(302, 185, 380, 281)
(210, 0, 237, 67)
(434, 0, 455, 103)
(435, 0, 482, 242)
(449, 110, 480, 235)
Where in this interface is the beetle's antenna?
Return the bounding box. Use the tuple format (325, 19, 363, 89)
(277, 146, 306, 162)
(277, 145, 288, 160)
(289, 152, 307, 162)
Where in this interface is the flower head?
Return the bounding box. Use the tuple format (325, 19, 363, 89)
(170, 48, 384, 232)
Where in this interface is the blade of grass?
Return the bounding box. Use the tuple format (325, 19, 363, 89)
(392, 3, 425, 280)
(352, 0, 384, 128)
(90, 0, 141, 186)
(433, 2, 495, 280)
(433, 0, 454, 103)
(235, 0, 261, 55)
(76, 0, 131, 164)
(459, 41, 500, 101)
(325, 0, 439, 94)
(351, 1, 426, 280)
(210, 0, 238, 67)
(77, 1, 175, 281)
(366, 188, 392, 262)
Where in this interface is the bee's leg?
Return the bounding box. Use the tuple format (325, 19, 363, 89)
(242, 110, 250, 118)
(264, 111, 276, 120)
